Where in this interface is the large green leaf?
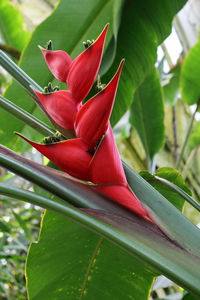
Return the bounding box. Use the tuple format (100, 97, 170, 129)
(140, 167, 192, 211)
(129, 68, 164, 161)
(107, 0, 187, 125)
(1, 154, 200, 295)
(26, 211, 155, 300)
(0, 0, 30, 51)
(181, 38, 200, 105)
(0, 0, 119, 151)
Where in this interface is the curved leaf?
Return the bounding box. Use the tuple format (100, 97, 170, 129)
(106, 0, 187, 125)
(1, 185, 200, 296)
(129, 68, 164, 161)
(181, 38, 200, 105)
(26, 211, 155, 300)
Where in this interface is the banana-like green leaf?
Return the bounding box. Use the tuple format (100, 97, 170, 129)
(129, 68, 164, 162)
(106, 0, 187, 125)
(0, 0, 119, 151)
(0, 0, 30, 51)
(181, 38, 200, 105)
(1, 184, 200, 296)
(26, 211, 156, 300)
(1, 144, 200, 294)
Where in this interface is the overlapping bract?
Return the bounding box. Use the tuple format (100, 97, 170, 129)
(20, 25, 152, 221)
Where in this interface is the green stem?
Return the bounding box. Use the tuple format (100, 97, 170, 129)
(155, 175, 200, 213)
(176, 100, 200, 169)
(0, 50, 43, 99)
(0, 95, 55, 136)
(0, 44, 21, 60)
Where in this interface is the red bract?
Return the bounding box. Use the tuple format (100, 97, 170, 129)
(96, 185, 151, 220)
(17, 133, 92, 180)
(39, 48, 72, 82)
(33, 90, 79, 130)
(75, 60, 124, 149)
(20, 25, 152, 222)
(89, 126, 127, 185)
(67, 24, 108, 102)
(41, 24, 108, 103)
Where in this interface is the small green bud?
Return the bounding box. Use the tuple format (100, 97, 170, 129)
(96, 75, 106, 92)
(43, 131, 65, 145)
(45, 40, 53, 50)
(83, 39, 94, 49)
(44, 82, 60, 93)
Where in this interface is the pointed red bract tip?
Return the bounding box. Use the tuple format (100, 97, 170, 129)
(17, 134, 92, 180)
(96, 184, 152, 221)
(89, 126, 127, 185)
(34, 89, 79, 131)
(40, 48, 72, 82)
(75, 60, 124, 148)
(67, 24, 109, 103)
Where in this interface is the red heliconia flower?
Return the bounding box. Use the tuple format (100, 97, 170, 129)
(39, 47, 72, 82)
(89, 126, 151, 221)
(89, 126, 127, 185)
(67, 24, 108, 102)
(33, 90, 80, 130)
(19, 24, 152, 222)
(40, 24, 108, 103)
(17, 133, 92, 180)
(75, 60, 124, 149)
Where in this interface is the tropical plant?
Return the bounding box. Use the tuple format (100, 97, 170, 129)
(0, 0, 200, 299)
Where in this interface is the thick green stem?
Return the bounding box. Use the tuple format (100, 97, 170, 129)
(155, 175, 200, 213)
(0, 44, 21, 60)
(0, 50, 43, 99)
(0, 95, 55, 136)
(176, 100, 200, 169)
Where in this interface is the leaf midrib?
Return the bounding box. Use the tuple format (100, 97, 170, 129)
(79, 237, 104, 300)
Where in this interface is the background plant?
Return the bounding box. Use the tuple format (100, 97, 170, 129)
(0, 0, 200, 299)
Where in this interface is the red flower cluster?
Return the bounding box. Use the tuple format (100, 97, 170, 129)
(19, 25, 151, 221)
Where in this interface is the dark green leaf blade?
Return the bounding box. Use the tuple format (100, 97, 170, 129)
(130, 68, 164, 160)
(26, 211, 155, 300)
(1, 181, 200, 295)
(108, 0, 187, 125)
